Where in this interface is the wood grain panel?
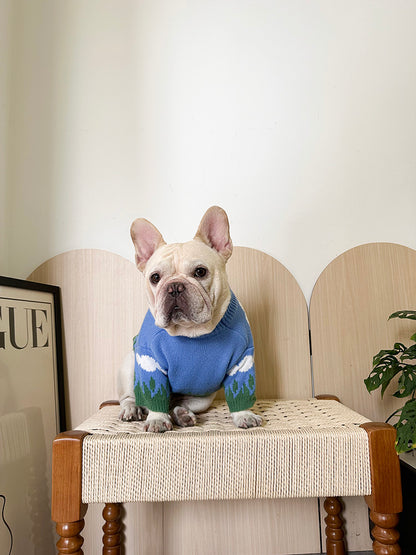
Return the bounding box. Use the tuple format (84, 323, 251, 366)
(310, 242, 416, 552)
(29, 246, 316, 554)
(29, 249, 147, 428)
(164, 498, 320, 555)
(310, 242, 416, 422)
(227, 246, 312, 399)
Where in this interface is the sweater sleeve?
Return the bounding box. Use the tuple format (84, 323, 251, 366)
(222, 347, 256, 413)
(133, 338, 171, 413)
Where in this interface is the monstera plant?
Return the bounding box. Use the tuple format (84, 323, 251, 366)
(365, 310, 416, 454)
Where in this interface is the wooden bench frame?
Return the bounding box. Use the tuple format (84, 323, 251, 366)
(51, 397, 402, 555)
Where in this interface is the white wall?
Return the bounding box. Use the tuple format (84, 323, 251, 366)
(3, 0, 416, 300)
(0, 0, 13, 272)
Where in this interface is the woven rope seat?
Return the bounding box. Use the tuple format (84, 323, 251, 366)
(75, 399, 372, 504)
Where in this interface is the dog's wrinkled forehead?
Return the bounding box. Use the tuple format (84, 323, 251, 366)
(145, 240, 224, 277)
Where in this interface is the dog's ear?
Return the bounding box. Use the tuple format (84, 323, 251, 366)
(130, 219, 166, 271)
(194, 206, 233, 261)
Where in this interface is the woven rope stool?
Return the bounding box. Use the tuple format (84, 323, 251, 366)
(52, 397, 402, 554)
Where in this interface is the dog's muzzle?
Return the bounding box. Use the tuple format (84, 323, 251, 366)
(155, 279, 212, 329)
(159, 281, 192, 326)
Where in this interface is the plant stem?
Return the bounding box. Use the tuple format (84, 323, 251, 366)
(386, 408, 401, 424)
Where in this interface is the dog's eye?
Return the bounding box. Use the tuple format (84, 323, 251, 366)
(150, 273, 161, 285)
(194, 267, 207, 279)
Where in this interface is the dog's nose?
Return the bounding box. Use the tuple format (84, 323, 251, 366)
(167, 282, 186, 298)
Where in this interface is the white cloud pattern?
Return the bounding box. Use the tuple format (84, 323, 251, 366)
(136, 354, 168, 375)
(227, 355, 254, 377)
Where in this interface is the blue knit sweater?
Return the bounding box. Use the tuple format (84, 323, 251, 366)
(133, 292, 256, 413)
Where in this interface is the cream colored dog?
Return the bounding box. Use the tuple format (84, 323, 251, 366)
(118, 206, 262, 432)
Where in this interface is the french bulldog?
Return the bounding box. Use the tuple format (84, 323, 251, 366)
(118, 206, 262, 433)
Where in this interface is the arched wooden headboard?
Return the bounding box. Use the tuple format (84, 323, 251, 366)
(29, 246, 312, 427)
(310, 242, 416, 422)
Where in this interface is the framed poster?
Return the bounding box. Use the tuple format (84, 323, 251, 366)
(0, 276, 65, 554)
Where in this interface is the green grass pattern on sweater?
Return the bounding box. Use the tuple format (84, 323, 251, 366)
(135, 380, 170, 413)
(225, 379, 256, 413)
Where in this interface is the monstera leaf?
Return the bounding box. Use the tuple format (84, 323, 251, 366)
(389, 310, 416, 321)
(395, 399, 416, 454)
(364, 344, 405, 398)
(395, 366, 416, 398)
(365, 310, 416, 453)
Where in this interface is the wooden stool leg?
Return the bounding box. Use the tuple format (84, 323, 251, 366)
(360, 423, 402, 555)
(370, 512, 400, 555)
(56, 520, 85, 554)
(52, 431, 89, 555)
(324, 497, 346, 555)
(102, 502, 122, 554)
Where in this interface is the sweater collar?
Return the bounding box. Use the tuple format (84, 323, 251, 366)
(214, 290, 238, 332)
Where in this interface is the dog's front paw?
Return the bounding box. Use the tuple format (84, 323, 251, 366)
(171, 406, 197, 427)
(119, 402, 146, 422)
(231, 410, 262, 429)
(144, 412, 173, 433)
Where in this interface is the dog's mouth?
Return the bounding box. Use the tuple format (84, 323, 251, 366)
(170, 304, 188, 324)
(164, 296, 195, 325)
(154, 283, 212, 330)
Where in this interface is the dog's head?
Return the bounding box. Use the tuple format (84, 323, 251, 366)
(130, 206, 233, 337)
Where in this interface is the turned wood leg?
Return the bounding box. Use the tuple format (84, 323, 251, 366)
(324, 497, 345, 555)
(52, 430, 89, 555)
(360, 423, 402, 555)
(369, 512, 401, 555)
(103, 503, 122, 554)
(56, 520, 85, 554)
